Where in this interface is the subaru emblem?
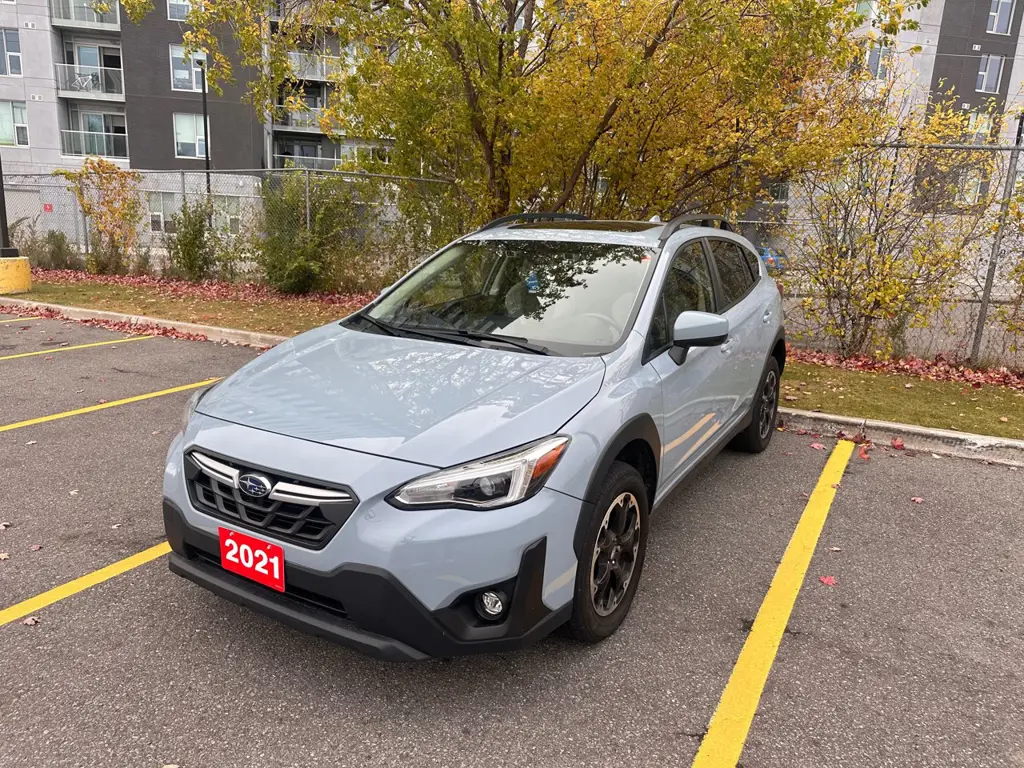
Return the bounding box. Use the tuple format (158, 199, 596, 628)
(238, 473, 273, 498)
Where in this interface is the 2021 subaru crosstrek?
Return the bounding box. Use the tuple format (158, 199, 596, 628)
(164, 214, 785, 660)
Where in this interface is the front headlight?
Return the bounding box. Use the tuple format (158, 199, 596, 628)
(181, 385, 216, 432)
(389, 436, 570, 510)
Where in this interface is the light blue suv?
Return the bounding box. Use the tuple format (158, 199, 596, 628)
(164, 214, 785, 660)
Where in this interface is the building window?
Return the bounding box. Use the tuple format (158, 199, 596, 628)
(866, 43, 890, 79)
(977, 54, 1004, 92)
(968, 112, 994, 144)
(173, 113, 207, 158)
(148, 192, 179, 233)
(0, 29, 22, 77)
(856, 0, 878, 19)
(212, 195, 241, 234)
(169, 45, 206, 91)
(0, 100, 28, 146)
(168, 0, 190, 20)
(988, 0, 1014, 34)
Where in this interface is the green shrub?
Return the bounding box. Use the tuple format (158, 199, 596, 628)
(167, 197, 217, 281)
(43, 231, 83, 270)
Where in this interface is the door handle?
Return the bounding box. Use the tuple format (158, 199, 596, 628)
(762, 309, 773, 324)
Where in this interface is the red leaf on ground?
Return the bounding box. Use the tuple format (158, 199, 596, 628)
(891, 437, 905, 450)
(98, 399, 107, 404)
(810, 442, 826, 450)
(910, 496, 924, 504)
(29, 544, 42, 551)
(819, 576, 837, 587)
(858, 445, 871, 461)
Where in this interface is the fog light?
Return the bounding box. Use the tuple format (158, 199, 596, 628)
(476, 590, 507, 620)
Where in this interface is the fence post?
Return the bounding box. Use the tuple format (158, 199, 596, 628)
(304, 167, 311, 230)
(970, 113, 1024, 363)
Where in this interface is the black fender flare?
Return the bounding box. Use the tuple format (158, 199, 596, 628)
(765, 325, 787, 373)
(572, 413, 661, 559)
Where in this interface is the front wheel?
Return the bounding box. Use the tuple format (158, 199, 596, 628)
(732, 357, 781, 453)
(568, 461, 649, 644)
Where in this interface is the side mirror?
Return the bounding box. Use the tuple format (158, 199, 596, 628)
(670, 311, 729, 364)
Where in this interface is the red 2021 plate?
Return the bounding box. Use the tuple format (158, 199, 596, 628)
(218, 527, 285, 592)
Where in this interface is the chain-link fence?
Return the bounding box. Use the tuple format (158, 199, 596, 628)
(4, 167, 459, 290)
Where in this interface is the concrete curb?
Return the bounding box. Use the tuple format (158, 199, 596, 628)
(779, 407, 1024, 467)
(0, 296, 289, 348)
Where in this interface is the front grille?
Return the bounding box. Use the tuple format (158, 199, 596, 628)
(189, 546, 348, 618)
(184, 451, 357, 549)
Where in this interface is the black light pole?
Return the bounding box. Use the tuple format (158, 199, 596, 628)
(199, 60, 211, 196)
(0, 149, 17, 257)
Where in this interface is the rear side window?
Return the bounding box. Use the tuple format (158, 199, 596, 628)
(743, 248, 762, 280)
(646, 241, 715, 357)
(708, 239, 755, 308)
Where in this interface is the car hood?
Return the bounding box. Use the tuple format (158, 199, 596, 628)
(197, 323, 606, 468)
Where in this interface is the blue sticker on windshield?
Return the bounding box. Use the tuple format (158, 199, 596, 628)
(526, 271, 540, 293)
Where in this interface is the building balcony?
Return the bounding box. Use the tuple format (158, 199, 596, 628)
(273, 107, 325, 133)
(287, 52, 346, 81)
(55, 64, 124, 102)
(61, 129, 128, 159)
(50, 0, 120, 29)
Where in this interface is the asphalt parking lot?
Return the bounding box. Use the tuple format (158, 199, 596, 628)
(1, 312, 1023, 768)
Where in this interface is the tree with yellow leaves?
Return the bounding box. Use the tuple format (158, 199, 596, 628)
(121, 0, 923, 224)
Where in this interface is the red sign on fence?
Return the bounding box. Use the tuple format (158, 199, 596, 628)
(43, 203, 53, 213)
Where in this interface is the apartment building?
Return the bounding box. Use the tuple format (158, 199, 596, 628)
(0, 0, 382, 175)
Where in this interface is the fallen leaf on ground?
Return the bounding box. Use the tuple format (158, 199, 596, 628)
(931, 453, 942, 459)
(891, 437, 905, 450)
(831, 482, 841, 489)
(111, 524, 121, 530)
(810, 442, 826, 450)
(29, 544, 43, 551)
(858, 445, 871, 461)
(75, 389, 84, 393)
(21, 616, 40, 626)
(999, 416, 1009, 423)
(910, 496, 924, 504)
(151, 430, 161, 435)
(904, 383, 913, 389)
(0, 552, 9, 560)
(819, 576, 837, 586)
(98, 399, 107, 404)
(25, 440, 36, 446)
(69, 489, 79, 496)
(829, 546, 842, 552)
(0, 521, 9, 531)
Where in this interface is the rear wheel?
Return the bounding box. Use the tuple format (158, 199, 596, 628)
(733, 357, 781, 453)
(568, 461, 649, 644)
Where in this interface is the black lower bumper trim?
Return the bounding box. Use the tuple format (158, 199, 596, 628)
(164, 500, 571, 660)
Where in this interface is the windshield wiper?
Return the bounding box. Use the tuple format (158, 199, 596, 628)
(352, 313, 400, 337)
(430, 328, 551, 355)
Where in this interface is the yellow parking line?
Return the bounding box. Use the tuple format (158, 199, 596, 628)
(0, 377, 221, 433)
(0, 542, 171, 628)
(691, 440, 856, 768)
(0, 335, 151, 362)
(0, 315, 42, 324)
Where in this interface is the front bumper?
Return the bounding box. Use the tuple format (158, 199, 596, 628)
(164, 498, 574, 661)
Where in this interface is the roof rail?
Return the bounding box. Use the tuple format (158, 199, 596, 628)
(658, 214, 734, 244)
(477, 212, 590, 231)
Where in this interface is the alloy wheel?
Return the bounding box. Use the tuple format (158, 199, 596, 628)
(590, 492, 641, 617)
(759, 369, 778, 440)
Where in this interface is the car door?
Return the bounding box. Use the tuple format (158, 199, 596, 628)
(705, 237, 762, 422)
(646, 239, 731, 491)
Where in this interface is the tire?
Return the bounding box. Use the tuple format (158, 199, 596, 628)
(568, 461, 649, 644)
(732, 356, 781, 453)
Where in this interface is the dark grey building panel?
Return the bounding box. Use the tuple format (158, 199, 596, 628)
(930, 0, 1024, 111)
(121, 14, 264, 170)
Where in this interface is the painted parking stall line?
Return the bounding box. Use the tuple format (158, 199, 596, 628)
(0, 316, 42, 324)
(0, 335, 151, 362)
(0, 542, 172, 628)
(691, 440, 856, 768)
(0, 377, 222, 433)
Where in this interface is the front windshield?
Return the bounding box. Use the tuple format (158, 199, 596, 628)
(365, 238, 658, 355)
